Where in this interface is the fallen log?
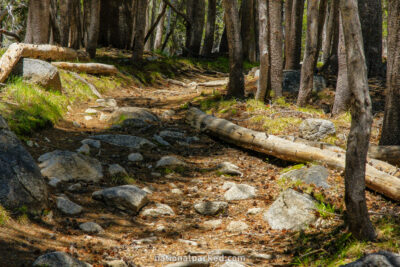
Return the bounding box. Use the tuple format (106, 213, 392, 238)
(51, 62, 118, 75)
(197, 79, 228, 87)
(186, 107, 400, 201)
(368, 145, 400, 166)
(0, 43, 89, 83)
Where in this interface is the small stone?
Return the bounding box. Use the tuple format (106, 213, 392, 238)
(99, 113, 108, 121)
(141, 203, 175, 216)
(108, 164, 128, 177)
(79, 222, 104, 234)
(162, 110, 175, 118)
(156, 156, 186, 168)
(220, 262, 246, 267)
(48, 177, 61, 188)
(151, 172, 161, 177)
(226, 221, 249, 232)
(68, 183, 82, 192)
(178, 239, 198, 246)
(171, 188, 183, 195)
(104, 259, 127, 267)
(159, 130, 186, 140)
(204, 219, 222, 229)
(73, 121, 81, 128)
(156, 224, 166, 231)
(56, 196, 83, 215)
(26, 140, 34, 147)
(224, 184, 257, 201)
(222, 181, 236, 190)
(76, 144, 90, 155)
(299, 118, 336, 141)
(84, 116, 93, 121)
(128, 153, 143, 162)
(142, 186, 154, 194)
(81, 139, 101, 149)
(188, 186, 199, 193)
(217, 162, 243, 176)
(194, 201, 228, 216)
(85, 108, 98, 114)
(247, 207, 263, 215)
(153, 134, 170, 146)
(33, 252, 91, 267)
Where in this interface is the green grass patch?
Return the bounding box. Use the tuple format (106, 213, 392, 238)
(111, 175, 136, 185)
(281, 164, 305, 174)
(0, 205, 10, 226)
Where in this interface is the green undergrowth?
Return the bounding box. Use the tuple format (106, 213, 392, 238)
(0, 205, 10, 226)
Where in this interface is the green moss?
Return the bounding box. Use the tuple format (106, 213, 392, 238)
(0, 205, 10, 226)
(281, 164, 305, 174)
(262, 117, 303, 135)
(246, 99, 269, 112)
(111, 175, 136, 185)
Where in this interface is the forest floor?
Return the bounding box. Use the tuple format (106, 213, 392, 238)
(0, 50, 399, 267)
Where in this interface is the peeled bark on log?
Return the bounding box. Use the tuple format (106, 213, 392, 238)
(0, 43, 89, 83)
(185, 107, 400, 201)
(51, 62, 118, 75)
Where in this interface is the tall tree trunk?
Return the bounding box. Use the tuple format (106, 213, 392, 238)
(202, 0, 217, 56)
(322, 1, 333, 63)
(222, 0, 244, 98)
(49, 0, 60, 45)
(255, 0, 271, 102)
(240, 0, 257, 62)
(59, 0, 70, 47)
(358, 0, 383, 77)
(132, 0, 148, 62)
(284, 0, 305, 70)
(150, 0, 158, 49)
(284, 0, 293, 67)
(297, 0, 319, 106)
(144, 1, 151, 51)
(320, 0, 339, 74)
(86, 0, 101, 59)
(269, 0, 283, 97)
(25, 0, 50, 44)
(340, 0, 376, 241)
(154, 1, 167, 50)
(332, 17, 350, 115)
(219, 26, 228, 54)
(186, 0, 206, 56)
(379, 0, 400, 145)
(314, 0, 328, 67)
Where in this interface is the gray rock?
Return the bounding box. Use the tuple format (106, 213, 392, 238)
(282, 70, 326, 93)
(79, 222, 104, 234)
(141, 203, 175, 216)
(96, 98, 118, 108)
(48, 177, 62, 188)
(247, 207, 263, 215)
(12, 58, 62, 92)
(76, 144, 90, 155)
(162, 110, 175, 118)
(281, 165, 330, 188)
(171, 188, 183, 195)
(204, 219, 222, 229)
(121, 118, 149, 129)
(340, 251, 400, 267)
(0, 116, 48, 211)
(56, 196, 83, 215)
(194, 201, 228, 215)
(263, 189, 317, 230)
(159, 130, 186, 141)
(224, 184, 256, 201)
(33, 252, 91, 267)
(81, 139, 101, 149)
(165, 262, 209, 267)
(128, 153, 144, 162)
(104, 260, 128, 267)
(92, 185, 149, 213)
(299, 119, 336, 141)
(217, 162, 243, 176)
(68, 183, 82, 192)
(220, 262, 246, 267)
(109, 107, 159, 124)
(222, 182, 236, 190)
(156, 156, 186, 168)
(38, 150, 103, 182)
(108, 164, 128, 177)
(85, 108, 98, 114)
(226, 221, 249, 232)
(153, 134, 171, 146)
(90, 135, 155, 149)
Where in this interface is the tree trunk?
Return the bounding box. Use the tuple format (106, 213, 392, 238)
(154, 1, 167, 50)
(86, 0, 101, 59)
(284, 0, 293, 67)
(186, 107, 400, 202)
(49, 0, 60, 45)
(340, 0, 376, 241)
(132, 0, 148, 62)
(322, 1, 333, 63)
(59, 0, 70, 47)
(25, 0, 50, 44)
(332, 17, 351, 115)
(269, 0, 283, 98)
(315, 0, 328, 67)
(255, 0, 271, 101)
(379, 0, 400, 146)
(297, 0, 319, 106)
(202, 0, 217, 57)
(240, 0, 257, 62)
(358, 0, 383, 77)
(219, 26, 228, 54)
(284, 0, 305, 70)
(222, 0, 244, 98)
(69, 0, 82, 49)
(150, 0, 158, 49)
(320, 0, 339, 74)
(186, 0, 206, 56)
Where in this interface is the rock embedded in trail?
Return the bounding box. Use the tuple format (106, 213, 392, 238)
(81, 139, 101, 149)
(48, 177, 61, 188)
(165, 262, 210, 267)
(96, 98, 118, 108)
(156, 156, 187, 168)
(108, 164, 128, 177)
(109, 107, 159, 124)
(247, 207, 263, 215)
(194, 201, 228, 216)
(153, 134, 171, 146)
(0, 116, 48, 211)
(159, 130, 186, 141)
(204, 219, 222, 229)
(103, 259, 128, 267)
(33, 252, 91, 267)
(299, 118, 336, 141)
(92, 185, 149, 214)
(128, 153, 144, 162)
(90, 134, 155, 149)
(217, 162, 243, 176)
(220, 262, 246, 267)
(141, 203, 175, 217)
(56, 196, 83, 215)
(38, 150, 103, 182)
(263, 189, 317, 230)
(224, 184, 256, 201)
(76, 144, 90, 155)
(340, 251, 400, 267)
(281, 165, 330, 188)
(79, 222, 104, 234)
(226, 221, 249, 232)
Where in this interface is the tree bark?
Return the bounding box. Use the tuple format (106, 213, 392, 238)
(219, 26, 228, 54)
(25, 0, 50, 44)
(51, 62, 117, 75)
(255, 0, 271, 101)
(340, 0, 376, 241)
(202, 0, 217, 57)
(320, 0, 339, 74)
(154, 1, 167, 50)
(284, 0, 305, 70)
(185, 0, 206, 56)
(132, 0, 149, 62)
(222, 0, 245, 98)
(86, 0, 101, 59)
(59, 0, 70, 47)
(269, 0, 283, 98)
(284, 0, 293, 67)
(186, 107, 400, 202)
(332, 17, 351, 115)
(358, 0, 383, 77)
(297, 0, 319, 106)
(379, 0, 400, 146)
(240, 0, 257, 62)
(150, 0, 158, 48)
(315, 0, 328, 67)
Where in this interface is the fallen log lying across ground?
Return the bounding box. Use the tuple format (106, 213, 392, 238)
(0, 43, 89, 83)
(51, 62, 118, 75)
(185, 107, 400, 201)
(368, 145, 400, 166)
